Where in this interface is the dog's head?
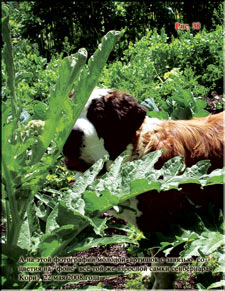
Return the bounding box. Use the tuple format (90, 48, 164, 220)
(63, 88, 147, 171)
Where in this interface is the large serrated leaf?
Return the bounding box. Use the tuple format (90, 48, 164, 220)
(44, 150, 223, 257)
(207, 280, 225, 289)
(181, 230, 224, 258)
(57, 201, 90, 228)
(17, 218, 31, 251)
(2, 243, 27, 262)
(62, 151, 224, 223)
(27, 200, 42, 239)
(30, 51, 87, 165)
(213, 253, 225, 273)
(45, 205, 60, 234)
(38, 225, 76, 257)
(83, 190, 120, 217)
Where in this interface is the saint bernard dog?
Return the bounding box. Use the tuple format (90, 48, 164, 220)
(63, 88, 224, 289)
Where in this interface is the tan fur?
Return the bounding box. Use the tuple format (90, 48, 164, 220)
(133, 112, 224, 170)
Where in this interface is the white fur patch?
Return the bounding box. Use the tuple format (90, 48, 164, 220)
(130, 116, 162, 160)
(74, 116, 108, 164)
(73, 88, 112, 165)
(141, 116, 162, 134)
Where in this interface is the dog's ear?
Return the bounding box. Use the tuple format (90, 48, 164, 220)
(87, 90, 147, 159)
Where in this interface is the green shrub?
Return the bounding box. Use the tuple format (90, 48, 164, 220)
(125, 273, 147, 290)
(2, 39, 63, 114)
(99, 26, 223, 105)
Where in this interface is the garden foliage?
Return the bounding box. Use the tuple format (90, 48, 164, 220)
(7, 1, 223, 60)
(100, 26, 223, 107)
(2, 24, 223, 120)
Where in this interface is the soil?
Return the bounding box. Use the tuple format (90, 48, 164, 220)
(62, 243, 198, 290)
(61, 216, 198, 290)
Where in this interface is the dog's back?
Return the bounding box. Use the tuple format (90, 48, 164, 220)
(134, 111, 224, 170)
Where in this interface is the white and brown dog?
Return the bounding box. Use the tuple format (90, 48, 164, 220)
(63, 88, 224, 289)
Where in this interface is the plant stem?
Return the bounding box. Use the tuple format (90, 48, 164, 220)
(152, 63, 164, 83)
(2, 6, 17, 118)
(2, 157, 21, 246)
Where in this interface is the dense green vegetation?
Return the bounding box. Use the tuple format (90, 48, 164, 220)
(100, 26, 223, 105)
(2, 1, 224, 290)
(6, 1, 223, 60)
(2, 24, 223, 118)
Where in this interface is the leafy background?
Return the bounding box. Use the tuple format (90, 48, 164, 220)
(1, 1, 224, 290)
